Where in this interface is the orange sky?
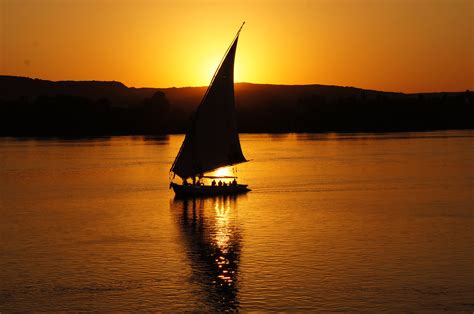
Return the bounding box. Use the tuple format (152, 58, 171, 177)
(1, 0, 473, 93)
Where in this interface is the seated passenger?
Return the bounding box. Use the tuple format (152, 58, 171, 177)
(232, 179, 237, 186)
(212, 180, 216, 186)
(218, 180, 222, 187)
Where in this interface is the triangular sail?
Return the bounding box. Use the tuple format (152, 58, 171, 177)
(171, 25, 247, 179)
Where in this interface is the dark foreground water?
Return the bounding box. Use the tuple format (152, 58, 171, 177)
(1, 131, 473, 311)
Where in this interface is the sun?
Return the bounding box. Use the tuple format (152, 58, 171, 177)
(200, 57, 220, 85)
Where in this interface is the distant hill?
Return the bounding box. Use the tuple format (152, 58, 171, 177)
(160, 83, 400, 111)
(0, 75, 472, 136)
(0, 75, 157, 107)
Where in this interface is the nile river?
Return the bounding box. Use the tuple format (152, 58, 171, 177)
(1, 131, 473, 311)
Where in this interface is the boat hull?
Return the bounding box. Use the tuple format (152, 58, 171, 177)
(171, 182, 250, 197)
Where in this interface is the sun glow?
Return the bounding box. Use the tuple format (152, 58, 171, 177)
(200, 57, 220, 85)
(212, 167, 233, 177)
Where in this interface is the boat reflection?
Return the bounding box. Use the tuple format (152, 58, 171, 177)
(171, 196, 243, 311)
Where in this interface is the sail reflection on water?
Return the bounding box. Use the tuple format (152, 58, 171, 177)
(171, 196, 243, 311)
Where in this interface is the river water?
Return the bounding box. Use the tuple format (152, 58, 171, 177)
(0, 131, 473, 311)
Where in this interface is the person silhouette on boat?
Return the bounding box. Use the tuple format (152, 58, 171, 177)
(232, 178, 237, 186)
(218, 180, 222, 187)
(212, 180, 216, 186)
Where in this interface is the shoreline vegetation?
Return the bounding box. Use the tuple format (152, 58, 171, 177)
(0, 75, 472, 137)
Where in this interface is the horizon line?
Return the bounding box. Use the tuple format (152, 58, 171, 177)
(1, 74, 472, 95)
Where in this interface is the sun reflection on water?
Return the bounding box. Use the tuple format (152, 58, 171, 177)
(214, 197, 231, 254)
(171, 195, 242, 311)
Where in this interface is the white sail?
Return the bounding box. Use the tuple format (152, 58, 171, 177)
(171, 26, 247, 179)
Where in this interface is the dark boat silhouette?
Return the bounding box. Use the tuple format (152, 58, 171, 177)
(170, 23, 250, 197)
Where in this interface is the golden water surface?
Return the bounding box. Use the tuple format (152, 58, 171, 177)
(0, 131, 473, 311)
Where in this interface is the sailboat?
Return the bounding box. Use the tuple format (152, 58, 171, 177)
(169, 23, 250, 197)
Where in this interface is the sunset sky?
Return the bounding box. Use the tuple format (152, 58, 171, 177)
(1, 0, 473, 92)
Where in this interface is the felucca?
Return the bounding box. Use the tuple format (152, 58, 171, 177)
(169, 23, 250, 197)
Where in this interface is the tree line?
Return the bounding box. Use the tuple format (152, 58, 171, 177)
(0, 79, 471, 137)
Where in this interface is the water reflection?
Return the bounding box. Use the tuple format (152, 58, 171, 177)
(269, 133, 289, 141)
(295, 130, 472, 142)
(171, 196, 243, 311)
(140, 135, 169, 144)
